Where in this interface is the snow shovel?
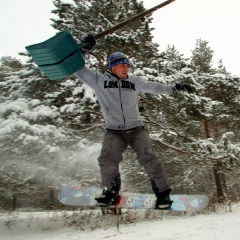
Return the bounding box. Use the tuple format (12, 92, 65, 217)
(25, 0, 175, 80)
(26, 31, 85, 80)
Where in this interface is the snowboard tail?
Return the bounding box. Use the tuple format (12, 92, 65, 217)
(58, 186, 208, 212)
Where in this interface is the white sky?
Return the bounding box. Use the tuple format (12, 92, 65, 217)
(0, 0, 240, 76)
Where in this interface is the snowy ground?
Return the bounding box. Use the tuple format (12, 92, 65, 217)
(1, 204, 240, 240)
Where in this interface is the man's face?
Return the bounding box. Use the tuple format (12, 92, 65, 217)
(111, 64, 130, 79)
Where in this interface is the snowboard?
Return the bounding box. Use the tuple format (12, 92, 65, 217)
(58, 186, 208, 212)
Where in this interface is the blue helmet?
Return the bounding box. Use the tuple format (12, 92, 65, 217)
(109, 52, 131, 68)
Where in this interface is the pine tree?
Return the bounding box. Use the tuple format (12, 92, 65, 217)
(216, 59, 228, 74)
(161, 44, 188, 75)
(0, 56, 23, 80)
(51, 0, 161, 71)
(190, 39, 214, 73)
(1, 1, 240, 205)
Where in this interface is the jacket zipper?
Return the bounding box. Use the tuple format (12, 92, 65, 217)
(118, 80, 126, 129)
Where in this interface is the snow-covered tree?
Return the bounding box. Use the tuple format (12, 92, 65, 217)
(160, 45, 188, 75)
(51, 0, 162, 71)
(1, 0, 240, 208)
(190, 39, 214, 73)
(0, 56, 23, 80)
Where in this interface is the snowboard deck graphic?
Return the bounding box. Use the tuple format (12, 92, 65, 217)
(58, 186, 208, 212)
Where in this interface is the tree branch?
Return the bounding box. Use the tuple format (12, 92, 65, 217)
(151, 137, 190, 154)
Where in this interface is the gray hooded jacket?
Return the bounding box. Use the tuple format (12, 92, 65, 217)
(75, 66, 176, 130)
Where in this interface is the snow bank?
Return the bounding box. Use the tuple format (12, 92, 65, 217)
(1, 204, 240, 240)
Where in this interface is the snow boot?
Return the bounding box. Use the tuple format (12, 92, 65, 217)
(150, 179, 173, 209)
(95, 175, 121, 206)
(155, 188, 173, 209)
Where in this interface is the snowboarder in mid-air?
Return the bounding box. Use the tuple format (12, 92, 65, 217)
(74, 33, 193, 209)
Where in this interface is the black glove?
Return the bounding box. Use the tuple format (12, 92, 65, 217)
(81, 33, 96, 52)
(175, 83, 193, 94)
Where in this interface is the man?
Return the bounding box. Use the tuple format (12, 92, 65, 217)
(75, 34, 193, 209)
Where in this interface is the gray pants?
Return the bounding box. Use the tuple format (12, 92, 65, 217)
(97, 127, 170, 193)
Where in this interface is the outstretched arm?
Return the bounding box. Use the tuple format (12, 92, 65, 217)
(74, 66, 104, 89)
(136, 77, 193, 95)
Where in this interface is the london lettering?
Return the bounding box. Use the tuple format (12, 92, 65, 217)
(104, 80, 135, 91)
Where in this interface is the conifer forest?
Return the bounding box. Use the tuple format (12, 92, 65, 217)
(0, 0, 240, 210)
